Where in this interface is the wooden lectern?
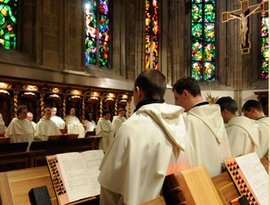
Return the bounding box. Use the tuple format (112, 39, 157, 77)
(163, 166, 223, 205)
(0, 166, 99, 205)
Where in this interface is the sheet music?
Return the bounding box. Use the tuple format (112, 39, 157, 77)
(81, 150, 104, 196)
(57, 152, 94, 203)
(235, 152, 269, 205)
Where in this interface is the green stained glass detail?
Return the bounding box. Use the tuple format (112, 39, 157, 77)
(204, 23, 215, 41)
(191, 0, 216, 80)
(204, 62, 215, 80)
(260, 0, 268, 79)
(261, 38, 268, 57)
(204, 4, 215, 22)
(191, 4, 202, 22)
(204, 43, 215, 61)
(192, 42, 203, 61)
(0, 0, 17, 49)
(192, 62, 202, 80)
(85, 38, 97, 64)
(192, 23, 203, 40)
(85, 0, 97, 65)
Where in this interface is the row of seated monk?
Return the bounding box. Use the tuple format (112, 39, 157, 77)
(0, 136, 102, 172)
(0, 106, 97, 144)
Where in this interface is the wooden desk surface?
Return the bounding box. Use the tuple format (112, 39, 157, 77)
(0, 166, 58, 205)
(0, 166, 99, 205)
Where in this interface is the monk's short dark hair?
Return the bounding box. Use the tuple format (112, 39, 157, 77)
(17, 105, 27, 115)
(102, 110, 111, 116)
(242, 100, 263, 112)
(118, 108, 125, 112)
(173, 77, 201, 97)
(216, 96, 238, 114)
(134, 69, 166, 100)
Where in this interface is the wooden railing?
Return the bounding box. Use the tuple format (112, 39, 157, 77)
(0, 136, 102, 172)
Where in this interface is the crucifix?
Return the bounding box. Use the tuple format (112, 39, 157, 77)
(222, 0, 268, 54)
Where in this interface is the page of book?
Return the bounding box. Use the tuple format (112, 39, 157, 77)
(235, 152, 269, 205)
(81, 150, 104, 196)
(56, 150, 104, 204)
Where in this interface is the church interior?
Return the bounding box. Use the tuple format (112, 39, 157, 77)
(0, 0, 268, 204)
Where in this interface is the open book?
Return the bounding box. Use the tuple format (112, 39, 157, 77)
(224, 152, 269, 205)
(46, 150, 104, 205)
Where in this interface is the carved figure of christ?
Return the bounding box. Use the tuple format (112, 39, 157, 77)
(222, 0, 268, 54)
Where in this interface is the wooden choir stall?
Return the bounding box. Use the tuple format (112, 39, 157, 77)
(0, 154, 268, 205)
(0, 77, 132, 173)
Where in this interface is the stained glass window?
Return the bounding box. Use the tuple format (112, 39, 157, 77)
(145, 0, 159, 70)
(260, 0, 269, 79)
(85, 0, 110, 67)
(0, 0, 17, 49)
(191, 0, 216, 80)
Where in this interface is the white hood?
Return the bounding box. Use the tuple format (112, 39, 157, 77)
(188, 104, 224, 143)
(227, 116, 259, 146)
(137, 103, 187, 157)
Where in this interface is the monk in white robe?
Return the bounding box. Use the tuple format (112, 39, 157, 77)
(85, 119, 97, 132)
(112, 108, 126, 136)
(26, 112, 37, 130)
(242, 100, 269, 158)
(36, 108, 61, 141)
(5, 105, 35, 150)
(85, 113, 97, 132)
(96, 111, 114, 153)
(0, 113, 6, 135)
(99, 69, 194, 205)
(51, 107, 66, 129)
(256, 117, 269, 158)
(225, 116, 259, 157)
(173, 77, 231, 177)
(216, 97, 259, 157)
(65, 107, 85, 138)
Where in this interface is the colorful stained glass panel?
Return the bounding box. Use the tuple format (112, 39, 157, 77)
(204, 23, 215, 41)
(85, 0, 110, 67)
(99, 0, 109, 15)
(192, 62, 202, 80)
(204, 43, 215, 61)
(191, 0, 216, 81)
(204, 4, 215, 22)
(99, 14, 109, 41)
(192, 42, 203, 61)
(85, 38, 97, 64)
(0, 0, 17, 49)
(99, 40, 109, 67)
(145, 0, 159, 70)
(204, 62, 215, 80)
(191, 4, 203, 22)
(192, 23, 203, 39)
(260, 0, 269, 79)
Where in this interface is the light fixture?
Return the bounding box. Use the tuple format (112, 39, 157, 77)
(24, 85, 38, 91)
(0, 82, 11, 89)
